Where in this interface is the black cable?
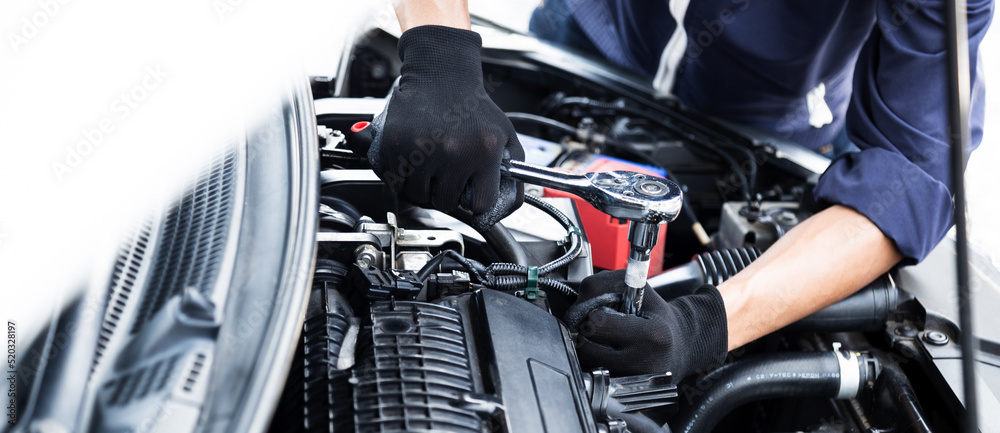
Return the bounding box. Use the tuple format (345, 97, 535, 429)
(522, 194, 582, 275)
(416, 250, 486, 282)
(601, 138, 702, 226)
(417, 196, 582, 298)
(556, 96, 754, 201)
(507, 112, 577, 135)
(489, 275, 578, 299)
(417, 251, 578, 299)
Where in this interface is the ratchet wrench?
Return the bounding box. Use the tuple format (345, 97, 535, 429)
(501, 159, 684, 314)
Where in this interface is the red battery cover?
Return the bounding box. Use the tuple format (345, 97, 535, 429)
(543, 155, 668, 276)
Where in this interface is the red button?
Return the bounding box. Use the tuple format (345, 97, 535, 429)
(351, 121, 370, 133)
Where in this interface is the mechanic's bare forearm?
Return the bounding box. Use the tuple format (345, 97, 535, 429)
(394, 0, 470, 31)
(718, 205, 903, 351)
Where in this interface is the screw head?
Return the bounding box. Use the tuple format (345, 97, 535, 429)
(354, 244, 379, 268)
(633, 180, 669, 197)
(923, 331, 950, 346)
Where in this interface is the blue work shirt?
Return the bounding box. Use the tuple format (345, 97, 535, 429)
(564, 0, 992, 264)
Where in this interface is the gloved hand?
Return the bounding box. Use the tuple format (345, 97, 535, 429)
(368, 25, 525, 232)
(565, 270, 729, 379)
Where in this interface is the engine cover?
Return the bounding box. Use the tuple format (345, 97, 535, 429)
(354, 289, 598, 433)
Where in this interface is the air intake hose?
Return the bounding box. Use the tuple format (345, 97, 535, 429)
(670, 350, 876, 433)
(648, 247, 761, 295)
(649, 248, 903, 332)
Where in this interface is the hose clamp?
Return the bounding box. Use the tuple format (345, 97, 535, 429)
(832, 342, 861, 399)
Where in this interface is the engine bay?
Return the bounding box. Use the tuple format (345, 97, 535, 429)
(266, 26, 971, 433)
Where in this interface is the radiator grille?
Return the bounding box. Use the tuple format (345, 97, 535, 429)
(132, 148, 238, 332)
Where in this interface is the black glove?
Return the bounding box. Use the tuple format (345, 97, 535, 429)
(368, 25, 525, 231)
(565, 270, 728, 379)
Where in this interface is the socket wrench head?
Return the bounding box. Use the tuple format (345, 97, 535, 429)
(583, 171, 683, 224)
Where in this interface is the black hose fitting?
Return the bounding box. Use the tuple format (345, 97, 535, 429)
(670, 350, 876, 433)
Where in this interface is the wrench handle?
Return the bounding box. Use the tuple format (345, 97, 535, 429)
(502, 160, 592, 194)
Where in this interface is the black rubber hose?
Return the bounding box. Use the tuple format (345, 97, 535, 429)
(319, 196, 363, 222)
(872, 353, 932, 433)
(483, 222, 531, 267)
(670, 352, 845, 433)
(785, 275, 901, 332)
(649, 247, 761, 296)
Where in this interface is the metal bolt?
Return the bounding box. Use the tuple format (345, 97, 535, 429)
(776, 210, 798, 225)
(634, 180, 669, 197)
(354, 244, 380, 269)
(639, 182, 663, 195)
(923, 331, 950, 346)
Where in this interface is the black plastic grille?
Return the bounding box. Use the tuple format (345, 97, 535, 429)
(132, 148, 238, 332)
(354, 301, 481, 433)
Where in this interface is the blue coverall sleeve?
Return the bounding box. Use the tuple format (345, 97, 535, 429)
(812, 0, 993, 264)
